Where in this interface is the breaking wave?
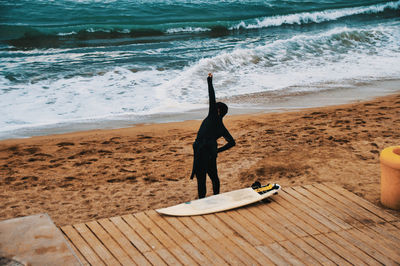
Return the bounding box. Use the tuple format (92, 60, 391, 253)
(231, 0, 400, 29)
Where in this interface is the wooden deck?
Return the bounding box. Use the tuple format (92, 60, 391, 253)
(61, 183, 400, 265)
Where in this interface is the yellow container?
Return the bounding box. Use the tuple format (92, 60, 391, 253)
(380, 146, 400, 210)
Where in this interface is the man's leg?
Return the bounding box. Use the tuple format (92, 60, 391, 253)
(207, 157, 220, 195)
(195, 151, 208, 199)
(196, 169, 207, 199)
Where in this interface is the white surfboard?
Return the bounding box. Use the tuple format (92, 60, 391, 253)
(156, 183, 281, 216)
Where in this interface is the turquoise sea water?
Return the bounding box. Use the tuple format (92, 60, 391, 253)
(0, 0, 399, 139)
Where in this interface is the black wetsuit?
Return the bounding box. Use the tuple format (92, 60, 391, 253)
(190, 76, 235, 199)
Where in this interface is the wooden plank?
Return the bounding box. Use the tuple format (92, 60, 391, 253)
(229, 208, 284, 245)
(122, 214, 181, 265)
(393, 221, 400, 229)
(286, 187, 351, 230)
(110, 216, 166, 266)
(327, 184, 398, 222)
(134, 212, 196, 266)
(253, 202, 308, 239)
(347, 227, 398, 265)
(358, 226, 400, 262)
(256, 245, 289, 265)
(97, 218, 150, 266)
(178, 216, 240, 265)
(374, 223, 400, 247)
(216, 211, 264, 246)
(74, 223, 120, 265)
(65, 238, 90, 266)
(385, 221, 400, 240)
(163, 216, 226, 265)
(267, 197, 319, 236)
(325, 231, 379, 265)
(376, 221, 400, 241)
(316, 185, 400, 242)
(279, 240, 321, 265)
(86, 220, 135, 265)
(268, 242, 305, 266)
(192, 215, 257, 265)
(290, 237, 335, 266)
(146, 210, 210, 265)
(315, 183, 387, 226)
(279, 189, 342, 232)
(313, 184, 400, 243)
(271, 191, 331, 234)
(306, 184, 365, 226)
(276, 191, 332, 234)
(336, 229, 394, 266)
(218, 210, 298, 264)
(203, 213, 274, 265)
(313, 184, 384, 225)
(314, 233, 367, 265)
(238, 206, 289, 242)
(292, 186, 353, 230)
(303, 236, 351, 266)
(246, 203, 296, 241)
(61, 225, 102, 266)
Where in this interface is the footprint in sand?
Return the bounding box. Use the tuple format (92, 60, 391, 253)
(107, 178, 124, 183)
(98, 149, 113, 155)
(4, 176, 16, 184)
(21, 176, 38, 181)
(125, 176, 137, 182)
(24, 147, 40, 154)
(27, 157, 44, 162)
(73, 161, 91, 167)
(57, 142, 75, 147)
(48, 163, 62, 168)
(77, 150, 95, 156)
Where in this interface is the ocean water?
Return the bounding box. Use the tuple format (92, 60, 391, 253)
(0, 0, 399, 139)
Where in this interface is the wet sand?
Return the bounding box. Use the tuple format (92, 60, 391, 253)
(1, 93, 400, 226)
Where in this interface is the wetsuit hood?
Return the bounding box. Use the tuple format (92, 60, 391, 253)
(216, 102, 228, 117)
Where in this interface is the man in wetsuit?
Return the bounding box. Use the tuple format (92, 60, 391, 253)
(190, 73, 236, 199)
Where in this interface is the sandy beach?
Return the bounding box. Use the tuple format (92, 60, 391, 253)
(1, 93, 400, 226)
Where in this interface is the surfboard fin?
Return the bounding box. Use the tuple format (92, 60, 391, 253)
(262, 198, 271, 203)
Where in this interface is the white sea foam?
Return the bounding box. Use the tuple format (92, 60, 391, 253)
(0, 66, 202, 133)
(57, 31, 78, 36)
(159, 25, 400, 102)
(1, 24, 400, 136)
(86, 28, 112, 33)
(231, 0, 400, 30)
(166, 27, 210, 34)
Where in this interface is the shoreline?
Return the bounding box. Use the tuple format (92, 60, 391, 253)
(2, 79, 400, 141)
(1, 92, 399, 226)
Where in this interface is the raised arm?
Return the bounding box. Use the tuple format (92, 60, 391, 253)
(207, 73, 217, 115)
